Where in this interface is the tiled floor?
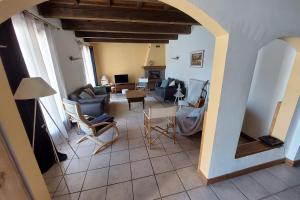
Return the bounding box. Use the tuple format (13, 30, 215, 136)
(44, 93, 300, 200)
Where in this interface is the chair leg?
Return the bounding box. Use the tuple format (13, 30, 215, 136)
(91, 124, 120, 155)
(76, 136, 88, 144)
(172, 119, 176, 144)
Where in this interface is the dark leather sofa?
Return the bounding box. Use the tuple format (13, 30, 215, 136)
(155, 78, 186, 102)
(69, 84, 110, 117)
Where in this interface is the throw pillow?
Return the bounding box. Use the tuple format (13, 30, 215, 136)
(187, 108, 202, 118)
(84, 88, 96, 97)
(94, 86, 107, 94)
(169, 80, 176, 86)
(160, 80, 169, 88)
(79, 91, 92, 99)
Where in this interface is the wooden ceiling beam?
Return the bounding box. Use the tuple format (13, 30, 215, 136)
(38, 2, 199, 25)
(75, 31, 178, 40)
(84, 38, 169, 43)
(61, 20, 191, 34)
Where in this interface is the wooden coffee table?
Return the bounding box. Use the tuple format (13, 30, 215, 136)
(126, 90, 146, 110)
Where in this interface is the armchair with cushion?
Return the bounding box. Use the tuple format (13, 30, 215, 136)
(62, 99, 119, 155)
(68, 84, 110, 117)
(154, 78, 186, 102)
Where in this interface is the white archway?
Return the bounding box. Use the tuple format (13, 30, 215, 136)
(0, 1, 229, 199)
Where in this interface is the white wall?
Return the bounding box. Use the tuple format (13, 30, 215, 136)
(165, 26, 215, 85)
(242, 40, 296, 138)
(285, 99, 300, 161)
(186, 0, 300, 178)
(51, 30, 86, 94)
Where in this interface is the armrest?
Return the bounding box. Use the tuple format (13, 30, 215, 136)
(78, 98, 104, 104)
(91, 121, 112, 128)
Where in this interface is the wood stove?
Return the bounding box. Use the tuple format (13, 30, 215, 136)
(143, 66, 166, 90)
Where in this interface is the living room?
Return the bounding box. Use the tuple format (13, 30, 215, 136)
(1, 1, 300, 200)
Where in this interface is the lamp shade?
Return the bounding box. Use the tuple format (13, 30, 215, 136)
(100, 75, 109, 85)
(14, 77, 56, 100)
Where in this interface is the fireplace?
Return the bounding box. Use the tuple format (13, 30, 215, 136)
(144, 66, 166, 90)
(149, 70, 161, 79)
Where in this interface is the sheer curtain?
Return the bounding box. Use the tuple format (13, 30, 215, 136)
(12, 13, 68, 139)
(81, 45, 96, 86)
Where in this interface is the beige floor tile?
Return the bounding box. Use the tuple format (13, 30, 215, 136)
(156, 171, 185, 197)
(45, 176, 62, 193)
(108, 163, 131, 184)
(106, 181, 133, 200)
(129, 137, 145, 149)
(88, 153, 110, 170)
(127, 130, 143, 139)
(274, 188, 300, 200)
(178, 140, 199, 151)
(211, 180, 247, 200)
(131, 159, 153, 179)
(294, 185, 300, 194)
(43, 160, 71, 178)
(76, 145, 96, 157)
(267, 164, 300, 187)
(249, 169, 288, 194)
(147, 144, 167, 158)
(177, 166, 204, 190)
(188, 187, 219, 200)
(186, 150, 199, 165)
(162, 192, 190, 200)
(110, 150, 130, 165)
(112, 140, 129, 152)
(52, 192, 80, 200)
(66, 157, 90, 174)
(55, 172, 86, 195)
(82, 168, 109, 190)
(163, 143, 183, 155)
(129, 147, 149, 161)
(151, 156, 174, 174)
(133, 176, 160, 200)
(168, 152, 192, 170)
(79, 187, 106, 200)
(231, 175, 269, 200)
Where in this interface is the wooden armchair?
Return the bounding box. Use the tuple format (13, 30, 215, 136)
(62, 98, 119, 155)
(143, 106, 177, 149)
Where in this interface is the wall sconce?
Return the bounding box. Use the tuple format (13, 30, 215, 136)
(171, 56, 180, 60)
(69, 56, 82, 61)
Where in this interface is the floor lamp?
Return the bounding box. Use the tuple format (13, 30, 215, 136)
(14, 77, 78, 193)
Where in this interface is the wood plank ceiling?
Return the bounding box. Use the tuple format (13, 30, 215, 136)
(37, 0, 200, 43)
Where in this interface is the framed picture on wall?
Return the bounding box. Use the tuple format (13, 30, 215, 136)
(190, 50, 205, 68)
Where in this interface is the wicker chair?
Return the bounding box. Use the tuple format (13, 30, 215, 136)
(62, 98, 119, 155)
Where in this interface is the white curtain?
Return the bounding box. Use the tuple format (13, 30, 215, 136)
(81, 45, 96, 86)
(12, 13, 68, 139)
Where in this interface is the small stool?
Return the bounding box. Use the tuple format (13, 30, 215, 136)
(122, 89, 128, 95)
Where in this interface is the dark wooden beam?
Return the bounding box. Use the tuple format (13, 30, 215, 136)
(106, 0, 111, 7)
(75, 31, 178, 40)
(61, 20, 191, 34)
(38, 2, 199, 25)
(84, 38, 169, 43)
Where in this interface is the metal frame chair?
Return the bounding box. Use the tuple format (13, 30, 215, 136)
(143, 106, 177, 149)
(62, 98, 119, 155)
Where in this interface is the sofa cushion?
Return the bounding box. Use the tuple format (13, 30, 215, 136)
(79, 91, 92, 99)
(94, 86, 107, 94)
(160, 80, 169, 88)
(89, 113, 114, 131)
(84, 88, 96, 97)
(169, 80, 176, 86)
